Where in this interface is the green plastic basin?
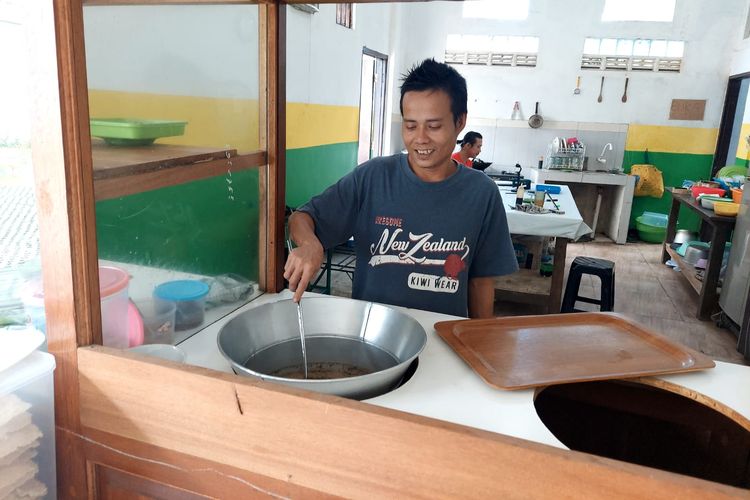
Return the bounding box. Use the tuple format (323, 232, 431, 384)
(635, 216, 666, 244)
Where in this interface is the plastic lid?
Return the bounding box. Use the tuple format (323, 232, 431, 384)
(0, 350, 55, 396)
(99, 266, 130, 298)
(0, 328, 45, 374)
(154, 280, 209, 302)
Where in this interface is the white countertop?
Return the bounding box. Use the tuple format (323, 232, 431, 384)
(528, 167, 633, 186)
(177, 291, 750, 449)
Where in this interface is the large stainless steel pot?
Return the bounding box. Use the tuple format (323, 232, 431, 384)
(217, 297, 427, 400)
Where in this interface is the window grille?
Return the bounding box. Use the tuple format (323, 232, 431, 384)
(582, 37, 683, 73)
(445, 35, 539, 68)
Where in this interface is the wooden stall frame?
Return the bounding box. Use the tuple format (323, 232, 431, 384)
(76, 347, 746, 498)
(26, 0, 750, 497)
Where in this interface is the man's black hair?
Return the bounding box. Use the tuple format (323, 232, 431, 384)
(399, 58, 468, 124)
(457, 131, 482, 146)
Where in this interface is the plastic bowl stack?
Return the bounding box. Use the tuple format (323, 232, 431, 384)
(714, 201, 740, 217)
(699, 195, 728, 210)
(635, 212, 668, 243)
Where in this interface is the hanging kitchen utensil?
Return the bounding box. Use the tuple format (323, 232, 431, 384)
(621, 77, 629, 103)
(574, 76, 581, 95)
(597, 76, 604, 103)
(510, 101, 523, 120)
(528, 102, 543, 128)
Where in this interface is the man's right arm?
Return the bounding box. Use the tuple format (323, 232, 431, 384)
(284, 211, 325, 302)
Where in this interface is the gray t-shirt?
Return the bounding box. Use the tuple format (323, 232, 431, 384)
(299, 153, 518, 317)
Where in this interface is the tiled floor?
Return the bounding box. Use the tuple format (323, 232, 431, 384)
(324, 238, 747, 366)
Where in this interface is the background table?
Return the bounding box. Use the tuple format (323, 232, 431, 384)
(661, 188, 736, 320)
(495, 184, 591, 313)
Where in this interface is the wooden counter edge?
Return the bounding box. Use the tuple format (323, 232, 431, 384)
(76, 346, 747, 499)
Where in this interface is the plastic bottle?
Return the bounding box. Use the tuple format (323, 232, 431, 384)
(540, 239, 554, 277)
(515, 185, 525, 206)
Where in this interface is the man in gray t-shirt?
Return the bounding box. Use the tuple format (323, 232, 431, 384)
(285, 59, 517, 318)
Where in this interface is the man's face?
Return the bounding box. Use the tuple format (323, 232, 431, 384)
(468, 138, 483, 158)
(402, 89, 465, 181)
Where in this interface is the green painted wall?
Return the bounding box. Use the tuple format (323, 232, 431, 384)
(285, 141, 359, 208)
(623, 150, 713, 231)
(95, 141, 358, 278)
(96, 169, 260, 280)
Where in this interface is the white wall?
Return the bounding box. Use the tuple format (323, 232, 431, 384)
(393, 0, 746, 127)
(286, 4, 394, 107)
(80, 1, 750, 169)
(386, 0, 747, 170)
(730, 4, 750, 75)
(84, 5, 259, 99)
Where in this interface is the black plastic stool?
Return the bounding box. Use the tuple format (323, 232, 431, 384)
(561, 256, 615, 313)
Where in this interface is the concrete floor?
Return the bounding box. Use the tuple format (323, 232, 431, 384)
(322, 238, 747, 366)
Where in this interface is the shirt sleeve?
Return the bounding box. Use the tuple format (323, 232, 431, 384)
(469, 180, 519, 279)
(297, 168, 360, 250)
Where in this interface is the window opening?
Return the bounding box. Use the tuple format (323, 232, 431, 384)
(601, 0, 675, 22)
(0, 1, 45, 339)
(357, 50, 387, 165)
(336, 3, 353, 29)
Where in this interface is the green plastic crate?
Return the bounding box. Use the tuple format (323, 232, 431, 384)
(90, 118, 187, 146)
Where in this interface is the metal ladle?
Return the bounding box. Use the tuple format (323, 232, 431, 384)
(286, 238, 308, 379)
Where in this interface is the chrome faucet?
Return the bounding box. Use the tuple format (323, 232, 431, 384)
(597, 143, 613, 164)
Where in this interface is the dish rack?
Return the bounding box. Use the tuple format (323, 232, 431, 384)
(544, 142, 586, 171)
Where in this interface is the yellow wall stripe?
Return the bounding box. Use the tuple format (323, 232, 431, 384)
(735, 123, 750, 160)
(625, 124, 718, 155)
(88, 90, 260, 152)
(286, 102, 359, 150)
(89, 91, 359, 152)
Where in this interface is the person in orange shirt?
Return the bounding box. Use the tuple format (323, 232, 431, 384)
(452, 131, 483, 168)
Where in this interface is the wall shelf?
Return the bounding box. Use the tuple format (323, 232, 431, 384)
(92, 139, 266, 200)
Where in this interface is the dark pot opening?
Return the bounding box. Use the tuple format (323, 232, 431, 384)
(534, 380, 750, 488)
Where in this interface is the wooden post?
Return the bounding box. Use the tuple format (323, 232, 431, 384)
(27, 0, 100, 496)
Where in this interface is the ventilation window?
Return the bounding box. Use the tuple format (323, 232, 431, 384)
(467, 53, 490, 65)
(630, 57, 656, 71)
(336, 3, 353, 29)
(582, 37, 683, 72)
(445, 35, 539, 68)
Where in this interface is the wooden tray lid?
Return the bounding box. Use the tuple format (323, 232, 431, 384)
(435, 312, 715, 391)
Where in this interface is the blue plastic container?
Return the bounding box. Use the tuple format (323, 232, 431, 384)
(535, 184, 562, 194)
(640, 211, 668, 228)
(153, 280, 209, 331)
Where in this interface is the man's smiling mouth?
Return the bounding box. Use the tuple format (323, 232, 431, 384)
(415, 149, 434, 155)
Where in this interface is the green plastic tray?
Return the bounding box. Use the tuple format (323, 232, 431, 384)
(90, 118, 187, 146)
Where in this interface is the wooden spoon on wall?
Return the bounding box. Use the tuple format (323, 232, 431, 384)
(597, 76, 604, 103)
(622, 77, 629, 103)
